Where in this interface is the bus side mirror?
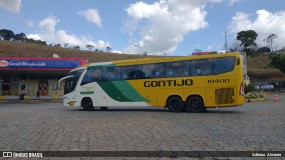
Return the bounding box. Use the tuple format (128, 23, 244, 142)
(58, 75, 75, 90)
(57, 84, 60, 90)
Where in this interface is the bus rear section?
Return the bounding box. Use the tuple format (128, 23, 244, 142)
(125, 53, 245, 111)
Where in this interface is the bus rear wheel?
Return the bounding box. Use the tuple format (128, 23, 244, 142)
(186, 96, 205, 113)
(82, 98, 94, 111)
(167, 96, 184, 112)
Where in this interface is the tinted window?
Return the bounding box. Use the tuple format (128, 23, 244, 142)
(122, 65, 143, 79)
(102, 67, 121, 81)
(190, 59, 213, 76)
(165, 61, 189, 77)
(65, 69, 84, 94)
(142, 63, 165, 78)
(68, 69, 84, 77)
(214, 57, 235, 74)
(81, 68, 101, 85)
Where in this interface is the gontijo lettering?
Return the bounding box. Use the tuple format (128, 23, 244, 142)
(144, 79, 193, 87)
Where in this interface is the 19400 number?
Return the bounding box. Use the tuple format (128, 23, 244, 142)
(208, 79, 230, 83)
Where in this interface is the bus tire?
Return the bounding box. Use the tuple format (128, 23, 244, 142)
(186, 96, 205, 113)
(167, 96, 184, 112)
(82, 98, 94, 111)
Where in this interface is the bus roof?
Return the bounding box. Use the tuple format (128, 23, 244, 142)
(70, 52, 241, 71)
(113, 52, 240, 66)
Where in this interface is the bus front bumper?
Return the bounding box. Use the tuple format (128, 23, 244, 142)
(64, 98, 80, 107)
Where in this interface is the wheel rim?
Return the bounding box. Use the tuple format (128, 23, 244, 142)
(191, 101, 200, 109)
(168, 97, 184, 112)
(171, 100, 180, 109)
(83, 100, 92, 109)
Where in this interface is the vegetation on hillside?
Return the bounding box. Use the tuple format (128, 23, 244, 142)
(246, 55, 284, 79)
(1, 28, 284, 79)
(269, 54, 285, 73)
(230, 30, 284, 79)
(0, 40, 160, 63)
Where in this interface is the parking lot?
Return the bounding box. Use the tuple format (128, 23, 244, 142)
(0, 95, 284, 159)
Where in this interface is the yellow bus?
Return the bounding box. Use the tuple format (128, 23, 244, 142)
(59, 52, 245, 112)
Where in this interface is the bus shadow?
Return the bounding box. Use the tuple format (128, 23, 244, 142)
(69, 108, 168, 112)
(203, 109, 244, 114)
(68, 108, 243, 114)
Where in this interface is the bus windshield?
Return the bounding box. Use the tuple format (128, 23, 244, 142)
(64, 69, 84, 94)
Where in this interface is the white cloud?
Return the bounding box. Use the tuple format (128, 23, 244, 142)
(27, 20, 34, 28)
(227, 0, 240, 6)
(228, 9, 285, 50)
(123, 0, 226, 55)
(27, 16, 110, 49)
(0, 0, 21, 13)
(27, 34, 41, 40)
(111, 50, 123, 54)
(78, 8, 102, 28)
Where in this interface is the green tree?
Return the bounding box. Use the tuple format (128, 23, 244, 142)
(54, 43, 61, 47)
(74, 46, 80, 50)
(194, 49, 202, 52)
(0, 29, 15, 40)
(86, 44, 94, 51)
(106, 46, 112, 52)
(269, 54, 285, 73)
(236, 30, 258, 55)
(14, 32, 27, 41)
(64, 43, 69, 48)
(245, 84, 255, 93)
(256, 46, 271, 53)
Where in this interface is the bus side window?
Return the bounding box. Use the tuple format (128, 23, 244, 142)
(102, 67, 121, 81)
(153, 63, 165, 78)
(142, 63, 164, 78)
(142, 64, 155, 78)
(190, 59, 213, 76)
(214, 57, 235, 74)
(201, 59, 213, 75)
(122, 65, 141, 80)
(166, 62, 179, 77)
(190, 61, 199, 76)
(81, 68, 101, 85)
(93, 68, 102, 81)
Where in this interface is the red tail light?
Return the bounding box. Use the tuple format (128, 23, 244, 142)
(240, 83, 244, 96)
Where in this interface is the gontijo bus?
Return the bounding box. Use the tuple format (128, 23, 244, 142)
(59, 52, 245, 112)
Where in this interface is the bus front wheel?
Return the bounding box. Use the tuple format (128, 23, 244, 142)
(167, 96, 184, 112)
(186, 96, 205, 113)
(82, 98, 94, 111)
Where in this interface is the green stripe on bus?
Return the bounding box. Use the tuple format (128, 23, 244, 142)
(80, 91, 94, 95)
(97, 81, 131, 102)
(112, 81, 149, 102)
(97, 81, 148, 102)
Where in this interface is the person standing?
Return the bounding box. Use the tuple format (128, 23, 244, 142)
(36, 90, 41, 100)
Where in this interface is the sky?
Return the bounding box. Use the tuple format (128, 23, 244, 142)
(0, 0, 284, 56)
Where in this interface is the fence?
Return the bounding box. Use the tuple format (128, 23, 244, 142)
(250, 80, 285, 93)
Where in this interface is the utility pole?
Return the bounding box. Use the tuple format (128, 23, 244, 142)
(224, 31, 228, 51)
